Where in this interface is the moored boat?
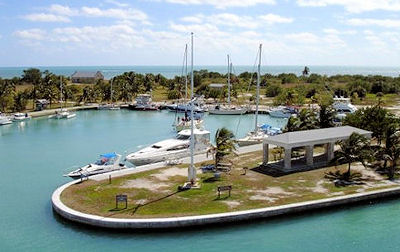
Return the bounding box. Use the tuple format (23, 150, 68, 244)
(12, 112, 31, 121)
(65, 152, 125, 179)
(125, 128, 211, 166)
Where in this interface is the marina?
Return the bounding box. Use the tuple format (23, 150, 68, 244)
(2, 108, 400, 251)
(2, 0, 400, 249)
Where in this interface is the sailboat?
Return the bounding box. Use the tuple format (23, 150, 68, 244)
(237, 44, 266, 147)
(127, 34, 210, 167)
(49, 76, 76, 119)
(98, 78, 120, 110)
(173, 44, 204, 132)
(209, 55, 247, 115)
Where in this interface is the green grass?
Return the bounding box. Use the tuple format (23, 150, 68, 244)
(60, 150, 397, 218)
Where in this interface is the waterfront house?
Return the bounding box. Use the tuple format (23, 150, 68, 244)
(71, 71, 104, 84)
(35, 99, 49, 111)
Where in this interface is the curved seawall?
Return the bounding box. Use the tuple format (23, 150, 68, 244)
(52, 178, 400, 229)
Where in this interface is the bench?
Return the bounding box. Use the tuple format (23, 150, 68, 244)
(217, 185, 232, 198)
(216, 162, 232, 172)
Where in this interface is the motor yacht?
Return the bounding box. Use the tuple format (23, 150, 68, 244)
(65, 152, 125, 179)
(126, 128, 211, 166)
(12, 112, 31, 121)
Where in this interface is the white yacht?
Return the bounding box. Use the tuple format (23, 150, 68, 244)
(12, 113, 31, 121)
(126, 128, 211, 166)
(209, 55, 247, 115)
(65, 152, 125, 179)
(0, 112, 12, 125)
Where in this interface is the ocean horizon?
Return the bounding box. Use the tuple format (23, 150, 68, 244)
(0, 65, 399, 79)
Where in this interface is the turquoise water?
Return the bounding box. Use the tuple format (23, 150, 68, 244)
(1, 110, 400, 251)
(1, 65, 400, 79)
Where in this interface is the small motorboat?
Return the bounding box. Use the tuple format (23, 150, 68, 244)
(65, 152, 125, 179)
(13, 113, 31, 121)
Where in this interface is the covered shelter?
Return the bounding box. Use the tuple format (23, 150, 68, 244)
(262, 126, 372, 171)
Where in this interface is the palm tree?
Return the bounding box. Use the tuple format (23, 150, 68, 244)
(302, 66, 310, 76)
(380, 124, 400, 180)
(208, 128, 237, 168)
(331, 133, 370, 180)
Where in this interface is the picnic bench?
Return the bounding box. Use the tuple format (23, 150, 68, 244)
(216, 162, 232, 172)
(217, 185, 232, 198)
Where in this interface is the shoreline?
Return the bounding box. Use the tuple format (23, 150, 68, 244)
(52, 177, 400, 229)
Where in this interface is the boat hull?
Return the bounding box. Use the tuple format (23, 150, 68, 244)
(208, 109, 247, 115)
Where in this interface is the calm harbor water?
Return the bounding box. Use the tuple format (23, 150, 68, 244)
(1, 110, 400, 251)
(1, 65, 400, 79)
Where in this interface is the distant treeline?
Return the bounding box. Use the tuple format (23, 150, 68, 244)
(1, 67, 400, 112)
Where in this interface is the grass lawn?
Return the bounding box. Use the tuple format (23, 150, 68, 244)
(60, 150, 398, 219)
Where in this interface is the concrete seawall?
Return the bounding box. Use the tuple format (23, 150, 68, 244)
(52, 179, 400, 229)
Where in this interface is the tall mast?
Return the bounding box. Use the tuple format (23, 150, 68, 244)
(227, 54, 230, 106)
(60, 76, 63, 109)
(110, 78, 113, 104)
(188, 32, 196, 183)
(255, 44, 262, 132)
(185, 44, 188, 102)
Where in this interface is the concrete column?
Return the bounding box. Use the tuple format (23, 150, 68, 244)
(327, 142, 335, 162)
(305, 145, 314, 166)
(263, 143, 269, 165)
(284, 148, 292, 170)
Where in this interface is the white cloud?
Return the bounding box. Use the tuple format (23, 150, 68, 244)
(297, 0, 400, 13)
(180, 13, 293, 28)
(259, 14, 293, 24)
(23, 13, 71, 22)
(80, 7, 148, 22)
(13, 29, 46, 40)
(48, 4, 79, 16)
(164, 0, 276, 9)
(347, 18, 400, 28)
(104, 0, 129, 7)
(323, 28, 357, 35)
(285, 32, 319, 43)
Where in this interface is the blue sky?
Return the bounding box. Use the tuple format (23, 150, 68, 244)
(1, 0, 400, 66)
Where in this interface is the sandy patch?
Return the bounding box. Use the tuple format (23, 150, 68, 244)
(222, 200, 241, 208)
(121, 178, 169, 191)
(312, 180, 329, 194)
(151, 167, 187, 181)
(249, 195, 276, 202)
(248, 187, 294, 201)
(329, 191, 345, 196)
